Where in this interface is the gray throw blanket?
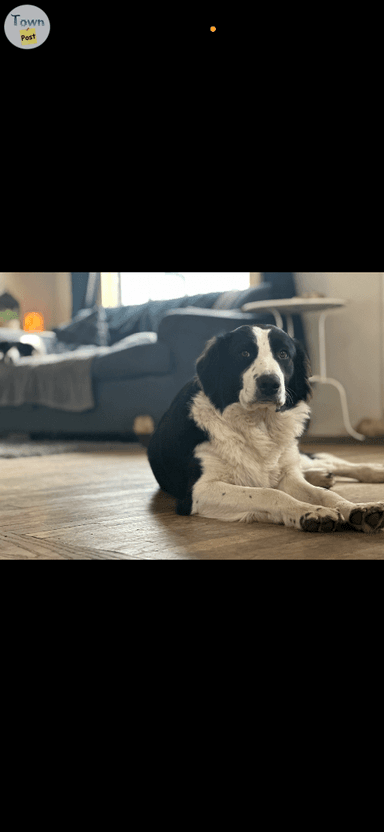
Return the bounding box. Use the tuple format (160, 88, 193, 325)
(0, 345, 110, 412)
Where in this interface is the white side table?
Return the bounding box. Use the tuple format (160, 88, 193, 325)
(242, 297, 365, 441)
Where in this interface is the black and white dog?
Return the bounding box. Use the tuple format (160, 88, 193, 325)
(148, 325, 384, 533)
(0, 334, 46, 364)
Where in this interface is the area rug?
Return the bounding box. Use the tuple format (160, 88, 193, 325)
(0, 433, 143, 458)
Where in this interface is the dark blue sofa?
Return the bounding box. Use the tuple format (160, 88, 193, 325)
(0, 273, 306, 439)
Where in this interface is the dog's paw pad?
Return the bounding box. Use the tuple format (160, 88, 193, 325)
(366, 511, 382, 528)
(350, 509, 363, 526)
(349, 503, 384, 533)
(321, 518, 336, 533)
(300, 508, 340, 533)
(301, 513, 320, 533)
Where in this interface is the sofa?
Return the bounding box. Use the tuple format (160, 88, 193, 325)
(0, 273, 306, 439)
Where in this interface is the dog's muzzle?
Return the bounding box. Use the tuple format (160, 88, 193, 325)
(256, 373, 282, 402)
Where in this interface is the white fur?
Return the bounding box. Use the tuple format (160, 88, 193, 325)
(300, 452, 384, 486)
(19, 333, 46, 356)
(239, 327, 285, 409)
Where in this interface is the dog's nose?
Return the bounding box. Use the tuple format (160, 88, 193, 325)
(257, 374, 281, 397)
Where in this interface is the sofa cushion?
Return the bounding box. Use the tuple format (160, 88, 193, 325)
(104, 292, 222, 344)
(212, 283, 273, 310)
(53, 305, 109, 347)
(91, 332, 172, 381)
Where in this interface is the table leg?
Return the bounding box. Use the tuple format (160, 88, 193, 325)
(269, 308, 284, 330)
(286, 314, 295, 339)
(309, 310, 365, 441)
(318, 310, 328, 378)
(270, 310, 294, 338)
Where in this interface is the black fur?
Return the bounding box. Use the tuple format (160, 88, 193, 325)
(147, 378, 208, 507)
(0, 341, 35, 358)
(196, 327, 258, 412)
(283, 336, 312, 409)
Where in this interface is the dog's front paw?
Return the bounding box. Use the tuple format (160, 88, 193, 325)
(300, 506, 342, 533)
(348, 503, 384, 533)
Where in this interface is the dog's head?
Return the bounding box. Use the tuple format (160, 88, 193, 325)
(196, 325, 312, 413)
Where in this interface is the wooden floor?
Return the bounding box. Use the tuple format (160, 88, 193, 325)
(1, 442, 384, 559)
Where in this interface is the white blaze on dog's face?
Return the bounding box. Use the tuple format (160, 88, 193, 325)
(239, 326, 289, 409)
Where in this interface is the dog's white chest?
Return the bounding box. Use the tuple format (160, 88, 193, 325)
(195, 431, 283, 489)
(191, 394, 310, 491)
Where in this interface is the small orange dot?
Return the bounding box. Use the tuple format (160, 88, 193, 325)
(210, 26, 216, 32)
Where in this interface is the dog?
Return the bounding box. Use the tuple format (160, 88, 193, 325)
(148, 325, 384, 533)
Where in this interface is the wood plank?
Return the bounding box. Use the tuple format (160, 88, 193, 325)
(1, 444, 384, 559)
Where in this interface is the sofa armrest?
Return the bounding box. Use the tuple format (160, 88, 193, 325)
(157, 306, 275, 372)
(92, 332, 172, 381)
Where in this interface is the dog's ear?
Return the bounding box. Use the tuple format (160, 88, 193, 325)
(196, 334, 227, 411)
(196, 336, 219, 391)
(286, 339, 312, 406)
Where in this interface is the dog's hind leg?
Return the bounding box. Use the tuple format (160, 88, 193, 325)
(302, 451, 384, 484)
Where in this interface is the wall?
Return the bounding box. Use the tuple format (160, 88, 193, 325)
(0, 272, 72, 330)
(295, 273, 383, 436)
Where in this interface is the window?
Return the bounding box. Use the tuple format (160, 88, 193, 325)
(100, 273, 120, 307)
(118, 272, 251, 306)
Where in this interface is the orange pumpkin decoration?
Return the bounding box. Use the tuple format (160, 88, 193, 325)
(23, 311, 45, 332)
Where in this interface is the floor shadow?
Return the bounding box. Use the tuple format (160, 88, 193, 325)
(149, 488, 177, 515)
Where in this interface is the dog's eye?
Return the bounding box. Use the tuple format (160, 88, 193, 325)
(241, 350, 250, 358)
(278, 350, 288, 359)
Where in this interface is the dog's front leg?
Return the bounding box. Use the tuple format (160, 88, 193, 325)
(191, 480, 342, 532)
(278, 472, 384, 534)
